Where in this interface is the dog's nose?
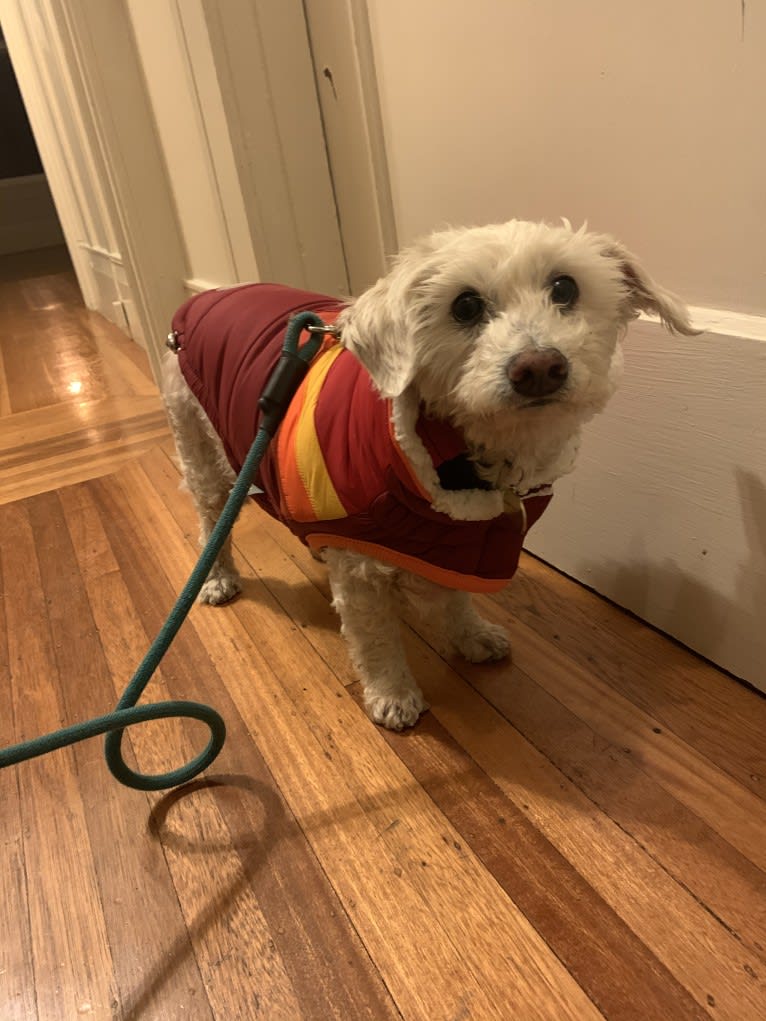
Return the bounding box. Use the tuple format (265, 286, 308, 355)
(507, 348, 570, 398)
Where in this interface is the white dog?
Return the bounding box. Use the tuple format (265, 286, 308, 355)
(162, 219, 696, 730)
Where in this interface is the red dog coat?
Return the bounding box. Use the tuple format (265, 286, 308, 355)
(173, 283, 551, 592)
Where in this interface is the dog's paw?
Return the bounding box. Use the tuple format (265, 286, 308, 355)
(455, 620, 511, 663)
(366, 689, 428, 731)
(199, 573, 242, 606)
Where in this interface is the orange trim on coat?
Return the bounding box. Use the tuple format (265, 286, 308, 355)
(305, 534, 511, 593)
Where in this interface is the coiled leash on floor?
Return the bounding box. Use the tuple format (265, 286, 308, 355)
(0, 311, 331, 791)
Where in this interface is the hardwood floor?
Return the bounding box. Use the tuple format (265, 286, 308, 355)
(0, 247, 168, 504)
(1, 250, 765, 1020)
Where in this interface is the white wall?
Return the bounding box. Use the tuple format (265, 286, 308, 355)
(367, 0, 766, 316)
(365, 0, 766, 690)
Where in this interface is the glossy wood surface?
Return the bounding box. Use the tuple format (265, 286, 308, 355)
(1, 251, 765, 1020)
(0, 247, 167, 505)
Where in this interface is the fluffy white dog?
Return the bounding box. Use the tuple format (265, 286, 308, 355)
(162, 219, 696, 730)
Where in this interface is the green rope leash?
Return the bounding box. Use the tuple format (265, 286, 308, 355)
(0, 311, 327, 791)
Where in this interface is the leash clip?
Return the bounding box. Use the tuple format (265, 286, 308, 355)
(306, 322, 340, 336)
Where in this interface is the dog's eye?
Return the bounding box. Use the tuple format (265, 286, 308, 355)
(451, 290, 486, 325)
(550, 275, 579, 310)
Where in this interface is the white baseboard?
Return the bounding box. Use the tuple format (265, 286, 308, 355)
(184, 277, 229, 295)
(77, 243, 145, 343)
(641, 306, 766, 342)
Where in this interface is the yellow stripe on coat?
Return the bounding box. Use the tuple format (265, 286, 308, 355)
(293, 343, 346, 520)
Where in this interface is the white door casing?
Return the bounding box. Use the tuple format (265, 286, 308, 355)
(303, 0, 397, 294)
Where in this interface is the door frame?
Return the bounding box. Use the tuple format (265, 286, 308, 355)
(303, 0, 397, 293)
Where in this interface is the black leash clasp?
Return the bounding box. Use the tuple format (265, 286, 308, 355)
(257, 312, 337, 436)
(257, 351, 312, 436)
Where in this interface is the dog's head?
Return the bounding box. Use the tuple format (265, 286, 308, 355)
(338, 220, 697, 442)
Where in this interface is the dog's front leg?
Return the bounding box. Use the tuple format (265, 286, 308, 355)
(325, 550, 428, 731)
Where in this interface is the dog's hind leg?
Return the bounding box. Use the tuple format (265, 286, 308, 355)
(162, 354, 242, 605)
(325, 550, 428, 731)
(444, 590, 511, 662)
(394, 571, 511, 664)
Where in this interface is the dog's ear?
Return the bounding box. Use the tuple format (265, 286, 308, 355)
(339, 280, 416, 397)
(603, 239, 701, 336)
(339, 239, 439, 397)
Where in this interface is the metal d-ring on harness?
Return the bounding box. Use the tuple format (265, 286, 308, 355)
(0, 311, 335, 791)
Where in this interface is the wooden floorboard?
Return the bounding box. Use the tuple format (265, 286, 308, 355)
(82, 472, 401, 1021)
(0, 535, 37, 1021)
(28, 488, 216, 1021)
(0, 247, 166, 507)
(498, 558, 766, 797)
(2, 498, 120, 1020)
(1, 250, 766, 1019)
(375, 707, 709, 1021)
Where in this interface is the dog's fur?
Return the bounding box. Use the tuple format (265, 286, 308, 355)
(162, 219, 697, 730)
